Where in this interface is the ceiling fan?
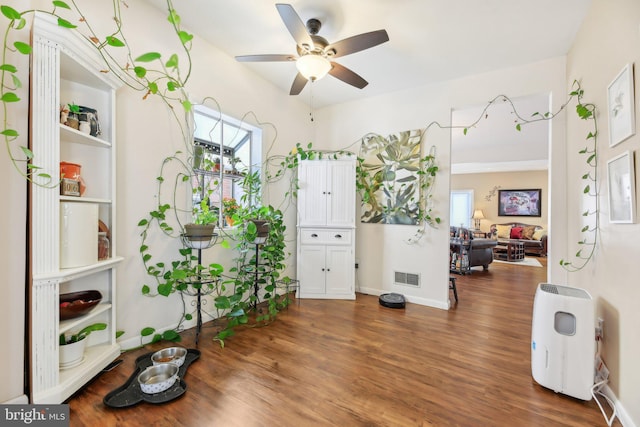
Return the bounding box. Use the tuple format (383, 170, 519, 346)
(235, 3, 389, 95)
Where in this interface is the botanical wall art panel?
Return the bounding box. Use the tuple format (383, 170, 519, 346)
(359, 129, 422, 224)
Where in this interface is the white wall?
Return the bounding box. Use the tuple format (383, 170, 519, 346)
(567, 0, 640, 424)
(312, 57, 568, 307)
(0, 2, 30, 403)
(72, 1, 311, 348)
(0, 0, 310, 373)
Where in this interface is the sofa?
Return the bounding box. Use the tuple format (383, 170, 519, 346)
(450, 227, 498, 271)
(489, 222, 547, 256)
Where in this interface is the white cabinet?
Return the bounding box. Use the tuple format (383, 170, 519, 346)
(297, 159, 355, 227)
(29, 14, 123, 403)
(297, 159, 356, 299)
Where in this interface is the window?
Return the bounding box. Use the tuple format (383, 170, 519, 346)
(450, 190, 473, 228)
(192, 105, 262, 226)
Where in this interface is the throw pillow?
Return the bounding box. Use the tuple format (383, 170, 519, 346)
(510, 227, 523, 239)
(496, 224, 512, 239)
(532, 228, 547, 241)
(521, 225, 537, 240)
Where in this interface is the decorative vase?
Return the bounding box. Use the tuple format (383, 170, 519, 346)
(59, 338, 86, 368)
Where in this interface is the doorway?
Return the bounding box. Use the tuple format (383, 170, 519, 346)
(449, 92, 550, 280)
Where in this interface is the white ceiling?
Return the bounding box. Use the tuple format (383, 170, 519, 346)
(146, 0, 591, 109)
(145, 0, 591, 168)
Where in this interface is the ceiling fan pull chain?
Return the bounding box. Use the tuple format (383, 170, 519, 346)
(309, 82, 315, 122)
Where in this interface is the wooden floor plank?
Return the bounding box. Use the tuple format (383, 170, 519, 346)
(66, 258, 619, 426)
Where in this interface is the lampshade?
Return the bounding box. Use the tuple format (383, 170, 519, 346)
(472, 209, 485, 220)
(296, 54, 331, 81)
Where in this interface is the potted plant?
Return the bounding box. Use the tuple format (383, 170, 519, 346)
(222, 197, 239, 226)
(183, 198, 218, 248)
(64, 103, 81, 130)
(59, 322, 107, 367)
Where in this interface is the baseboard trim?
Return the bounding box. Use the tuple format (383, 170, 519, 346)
(118, 319, 199, 351)
(356, 288, 449, 310)
(602, 384, 636, 427)
(2, 394, 28, 404)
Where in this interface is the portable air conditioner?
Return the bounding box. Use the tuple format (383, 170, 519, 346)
(531, 283, 594, 400)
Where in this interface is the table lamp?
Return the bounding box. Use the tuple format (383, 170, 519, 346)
(472, 209, 485, 229)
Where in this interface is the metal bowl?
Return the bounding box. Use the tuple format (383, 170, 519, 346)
(137, 363, 179, 394)
(151, 347, 188, 367)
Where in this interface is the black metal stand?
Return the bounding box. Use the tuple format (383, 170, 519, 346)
(180, 233, 219, 346)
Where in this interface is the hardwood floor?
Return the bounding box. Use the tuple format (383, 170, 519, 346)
(67, 258, 619, 426)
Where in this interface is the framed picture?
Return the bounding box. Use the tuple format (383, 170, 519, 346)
(607, 151, 636, 223)
(607, 63, 636, 147)
(498, 189, 541, 217)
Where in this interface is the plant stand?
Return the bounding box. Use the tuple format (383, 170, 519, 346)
(180, 233, 219, 345)
(241, 240, 272, 311)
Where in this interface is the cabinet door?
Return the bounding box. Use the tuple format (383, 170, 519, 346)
(327, 161, 355, 227)
(325, 245, 354, 296)
(297, 161, 328, 227)
(298, 245, 327, 295)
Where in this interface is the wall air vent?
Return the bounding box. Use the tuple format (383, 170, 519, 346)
(394, 271, 420, 287)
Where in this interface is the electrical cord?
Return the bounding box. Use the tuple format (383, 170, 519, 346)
(591, 379, 616, 426)
(592, 339, 617, 426)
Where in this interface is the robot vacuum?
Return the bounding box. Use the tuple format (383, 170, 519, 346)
(379, 293, 406, 309)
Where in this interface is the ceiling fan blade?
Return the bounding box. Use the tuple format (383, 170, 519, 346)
(328, 62, 368, 89)
(276, 4, 313, 49)
(290, 72, 308, 95)
(326, 30, 389, 58)
(235, 54, 296, 62)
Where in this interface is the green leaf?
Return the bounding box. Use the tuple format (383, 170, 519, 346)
(162, 330, 181, 341)
(134, 66, 147, 78)
(463, 128, 468, 135)
(135, 52, 162, 62)
(56, 18, 76, 29)
(20, 146, 33, 159)
(515, 123, 522, 131)
(168, 9, 181, 26)
(14, 18, 25, 30)
(13, 41, 30, 55)
(165, 54, 178, 68)
(583, 185, 590, 194)
(1, 92, 20, 103)
(178, 31, 193, 45)
(11, 74, 21, 89)
(1, 5, 21, 20)
(148, 82, 158, 94)
(138, 219, 148, 226)
(0, 64, 17, 73)
(182, 99, 192, 111)
(1, 128, 18, 137)
(185, 313, 192, 321)
(53, 1, 72, 9)
(142, 285, 150, 295)
(141, 327, 155, 337)
(106, 36, 125, 47)
(115, 330, 125, 339)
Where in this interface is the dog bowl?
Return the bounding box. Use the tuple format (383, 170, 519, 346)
(151, 347, 188, 367)
(137, 363, 179, 394)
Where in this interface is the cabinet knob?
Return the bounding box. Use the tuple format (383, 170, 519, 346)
(334, 234, 342, 238)
(321, 268, 325, 271)
(327, 268, 330, 272)
(322, 191, 326, 194)
(311, 233, 318, 238)
(327, 191, 331, 195)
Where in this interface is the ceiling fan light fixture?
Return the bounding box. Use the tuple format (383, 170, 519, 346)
(296, 54, 331, 81)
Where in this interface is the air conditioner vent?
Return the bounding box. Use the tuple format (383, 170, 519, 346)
(394, 271, 420, 287)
